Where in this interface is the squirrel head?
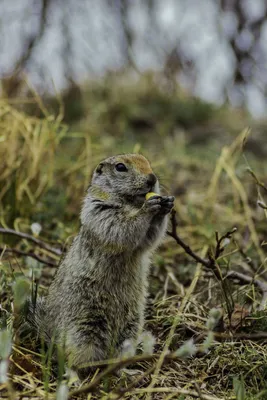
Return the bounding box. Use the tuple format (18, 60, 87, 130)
(90, 154, 159, 200)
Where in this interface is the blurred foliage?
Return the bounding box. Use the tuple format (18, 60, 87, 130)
(81, 74, 216, 136)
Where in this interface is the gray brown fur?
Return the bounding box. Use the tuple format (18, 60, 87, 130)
(28, 154, 174, 375)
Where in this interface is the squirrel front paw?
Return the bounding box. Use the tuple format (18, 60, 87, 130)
(158, 196, 175, 215)
(143, 196, 162, 214)
(143, 195, 174, 215)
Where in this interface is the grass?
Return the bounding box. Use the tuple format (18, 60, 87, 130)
(1, 74, 267, 399)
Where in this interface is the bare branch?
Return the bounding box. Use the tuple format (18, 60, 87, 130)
(167, 210, 236, 282)
(167, 210, 237, 318)
(15, 0, 50, 72)
(214, 227, 237, 259)
(0, 247, 57, 268)
(0, 227, 62, 256)
(2, 0, 51, 96)
(167, 210, 267, 313)
(167, 210, 210, 268)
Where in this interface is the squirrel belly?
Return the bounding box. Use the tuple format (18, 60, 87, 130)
(25, 154, 174, 376)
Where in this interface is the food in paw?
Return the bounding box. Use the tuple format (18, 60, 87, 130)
(145, 192, 160, 200)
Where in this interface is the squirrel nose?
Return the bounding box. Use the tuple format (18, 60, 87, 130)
(147, 173, 157, 187)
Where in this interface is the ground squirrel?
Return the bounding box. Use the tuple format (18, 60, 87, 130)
(28, 154, 174, 376)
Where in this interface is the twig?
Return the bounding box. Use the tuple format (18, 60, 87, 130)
(248, 169, 267, 194)
(167, 210, 267, 313)
(69, 353, 174, 398)
(3, 0, 51, 97)
(167, 210, 236, 281)
(0, 247, 57, 267)
(166, 210, 210, 268)
(167, 210, 236, 318)
(226, 270, 267, 310)
(214, 227, 237, 259)
(0, 227, 62, 256)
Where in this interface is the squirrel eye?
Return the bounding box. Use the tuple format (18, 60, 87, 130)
(115, 163, 128, 172)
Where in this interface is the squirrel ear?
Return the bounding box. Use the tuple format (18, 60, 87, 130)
(95, 163, 104, 174)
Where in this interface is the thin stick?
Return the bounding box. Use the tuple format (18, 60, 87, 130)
(0, 247, 57, 267)
(69, 353, 173, 398)
(214, 227, 237, 259)
(166, 210, 210, 268)
(166, 210, 236, 282)
(167, 210, 237, 319)
(0, 227, 62, 256)
(248, 169, 267, 194)
(167, 211, 267, 311)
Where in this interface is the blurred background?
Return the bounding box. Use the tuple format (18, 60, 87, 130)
(1, 0, 267, 117)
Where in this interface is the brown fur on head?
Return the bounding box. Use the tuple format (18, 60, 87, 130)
(91, 154, 159, 198)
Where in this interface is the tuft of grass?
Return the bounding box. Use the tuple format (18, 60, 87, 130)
(0, 100, 68, 224)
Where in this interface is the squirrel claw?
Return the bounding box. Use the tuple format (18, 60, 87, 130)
(159, 196, 175, 215)
(144, 195, 174, 215)
(144, 197, 162, 213)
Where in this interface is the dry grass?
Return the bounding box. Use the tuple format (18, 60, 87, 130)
(0, 99, 68, 225)
(1, 77, 267, 399)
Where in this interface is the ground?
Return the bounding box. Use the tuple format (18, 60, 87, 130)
(1, 74, 267, 399)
